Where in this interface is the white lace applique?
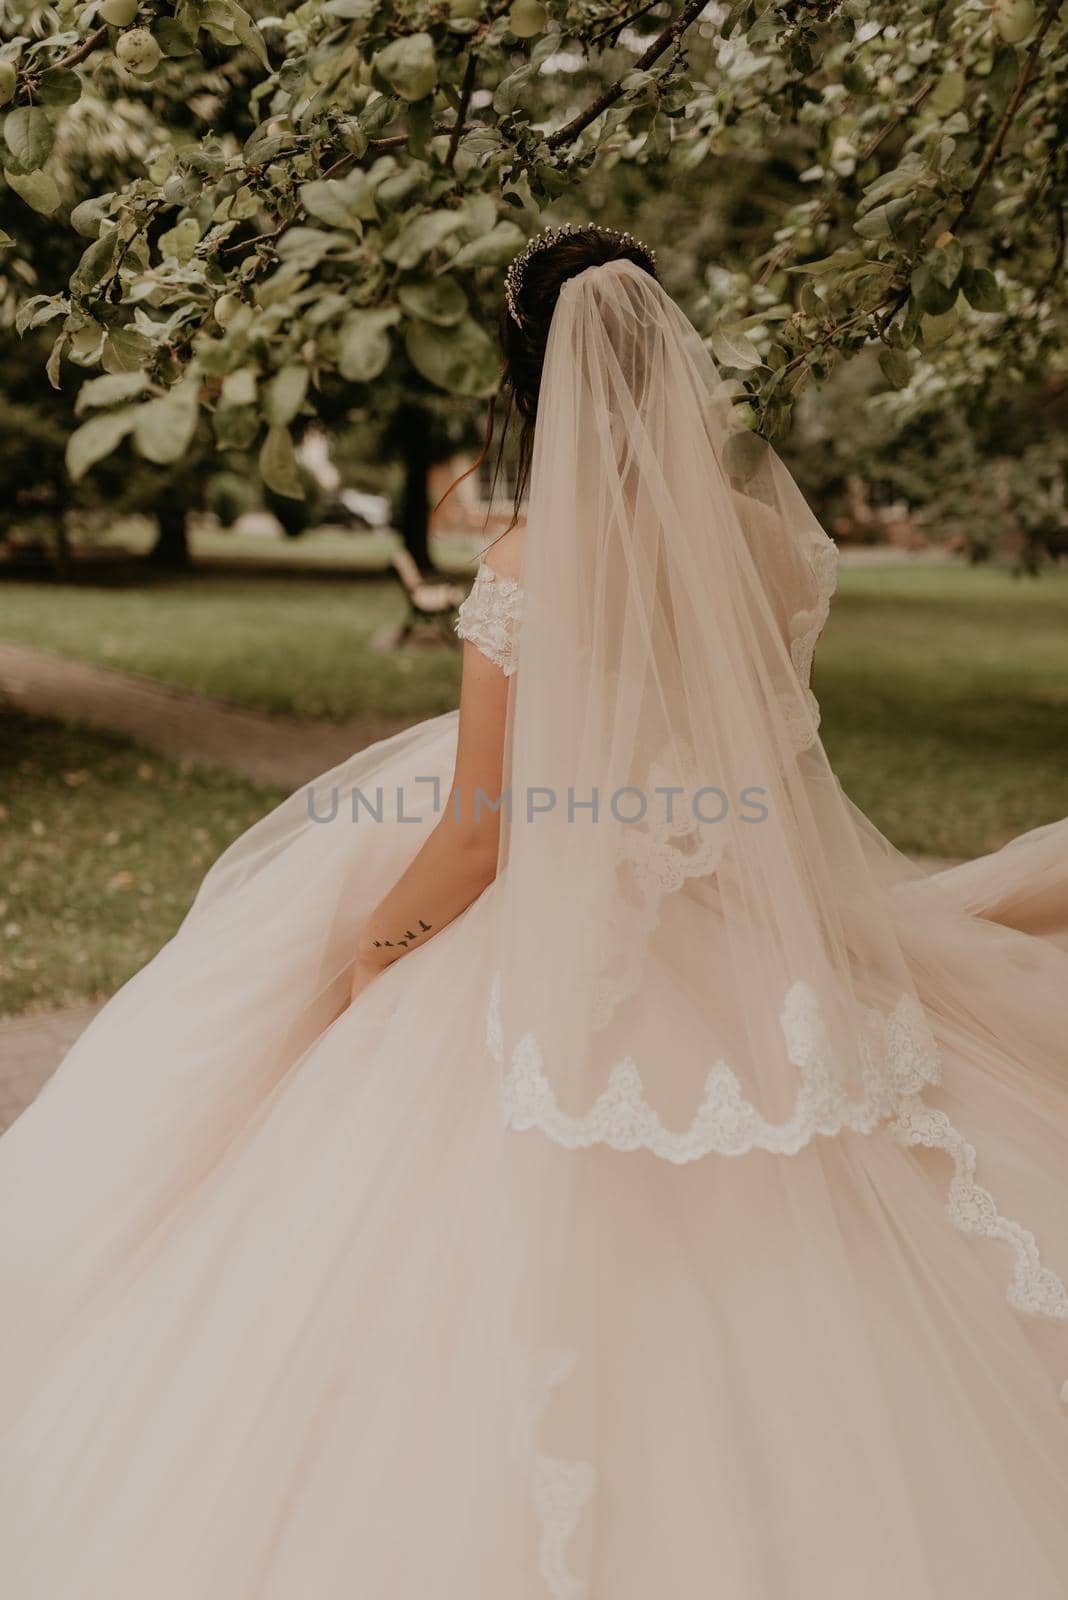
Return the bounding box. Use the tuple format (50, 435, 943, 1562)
(455, 564, 523, 676)
(591, 773, 725, 1029)
(892, 1101, 1068, 1323)
(487, 977, 941, 1163)
(785, 535, 838, 750)
(511, 1348, 594, 1600)
(488, 975, 1068, 1348)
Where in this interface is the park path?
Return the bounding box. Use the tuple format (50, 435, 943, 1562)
(0, 641, 408, 788)
(0, 638, 965, 1131)
(0, 1001, 104, 1134)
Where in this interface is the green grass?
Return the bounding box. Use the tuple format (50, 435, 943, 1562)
(1, 559, 1065, 866)
(817, 564, 1068, 858)
(0, 570, 464, 721)
(0, 712, 283, 1016)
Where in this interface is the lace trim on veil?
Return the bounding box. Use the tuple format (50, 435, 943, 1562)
(785, 534, 838, 750)
(488, 977, 941, 1161)
(512, 1348, 594, 1600)
(891, 1102, 1068, 1324)
(487, 979, 1068, 1337)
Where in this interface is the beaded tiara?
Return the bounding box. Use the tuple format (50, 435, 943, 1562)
(503, 222, 657, 328)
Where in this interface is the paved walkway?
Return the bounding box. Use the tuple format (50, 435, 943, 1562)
(0, 1001, 104, 1134)
(0, 642, 408, 788)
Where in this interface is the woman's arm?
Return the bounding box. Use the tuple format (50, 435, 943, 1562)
(347, 625, 511, 1004)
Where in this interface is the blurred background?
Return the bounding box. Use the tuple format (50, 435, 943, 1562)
(1, 0, 1065, 1057)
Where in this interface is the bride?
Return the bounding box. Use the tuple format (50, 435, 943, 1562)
(1, 226, 1066, 1598)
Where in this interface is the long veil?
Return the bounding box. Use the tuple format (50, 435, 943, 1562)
(489, 258, 942, 1158)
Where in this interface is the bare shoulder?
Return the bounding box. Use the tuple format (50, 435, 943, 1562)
(481, 520, 526, 584)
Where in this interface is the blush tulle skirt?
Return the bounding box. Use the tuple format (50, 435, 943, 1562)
(1, 711, 1067, 1598)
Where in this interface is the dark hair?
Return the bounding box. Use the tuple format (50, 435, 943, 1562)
(495, 225, 658, 521)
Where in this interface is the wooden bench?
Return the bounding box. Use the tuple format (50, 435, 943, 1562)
(389, 548, 468, 647)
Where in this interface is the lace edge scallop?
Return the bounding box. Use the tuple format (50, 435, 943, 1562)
(513, 1347, 594, 1600)
(785, 534, 838, 750)
(891, 1100, 1068, 1325)
(487, 976, 941, 1163)
(488, 976, 1068, 1369)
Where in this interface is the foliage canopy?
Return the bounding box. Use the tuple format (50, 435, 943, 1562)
(0, 0, 1064, 505)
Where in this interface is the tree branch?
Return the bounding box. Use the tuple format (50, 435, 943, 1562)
(447, 49, 479, 169)
(800, 0, 1062, 362)
(52, 23, 109, 73)
(587, 1, 664, 50)
(546, 0, 706, 150)
(957, 0, 1062, 226)
(756, 74, 937, 287)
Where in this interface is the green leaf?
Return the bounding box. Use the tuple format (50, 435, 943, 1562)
(228, 2, 270, 68)
(259, 425, 303, 498)
(930, 70, 965, 115)
(299, 172, 369, 231)
(214, 405, 259, 452)
(71, 230, 118, 297)
(910, 262, 957, 317)
(15, 294, 66, 334)
(38, 68, 81, 107)
(449, 222, 526, 270)
(158, 216, 200, 262)
(274, 228, 354, 270)
(76, 370, 154, 414)
(155, 17, 199, 56)
(70, 194, 114, 239)
(960, 266, 1006, 313)
(4, 167, 60, 214)
(383, 209, 464, 269)
(878, 346, 911, 389)
(920, 309, 957, 349)
(264, 364, 308, 427)
(404, 316, 498, 397)
(374, 33, 438, 102)
(854, 197, 912, 240)
(929, 235, 963, 289)
(4, 106, 54, 171)
(708, 323, 762, 371)
(338, 308, 399, 382)
(375, 163, 427, 212)
(134, 381, 199, 464)
(397, 277, 467, 326)
(46, 332, 68, 390)
(221, 367, 257, 407)
(66, 407, 139, 481)
(723, 429, 769, 488)
(786, 249, 866, 276)
(102, 326, 155, 373)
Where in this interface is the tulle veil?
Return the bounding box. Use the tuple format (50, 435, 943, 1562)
(490, 258, 942, 1157)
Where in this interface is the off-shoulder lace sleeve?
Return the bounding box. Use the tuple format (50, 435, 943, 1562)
(455, 564, 523, 676)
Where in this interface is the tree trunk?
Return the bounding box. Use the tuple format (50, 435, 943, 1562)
(52, 514, 72, 581)
(396, 403, 434, 575)
(149, 504, 191, 569)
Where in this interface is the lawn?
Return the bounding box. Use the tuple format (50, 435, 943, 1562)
(815, 564, 1068, 859)
(0, 712, 283, 1016)
(0, 568, 464, 721)
(1, 558, 1066, 867)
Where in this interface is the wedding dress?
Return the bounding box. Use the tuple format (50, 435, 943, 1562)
(1, 261, 1067, 1598)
